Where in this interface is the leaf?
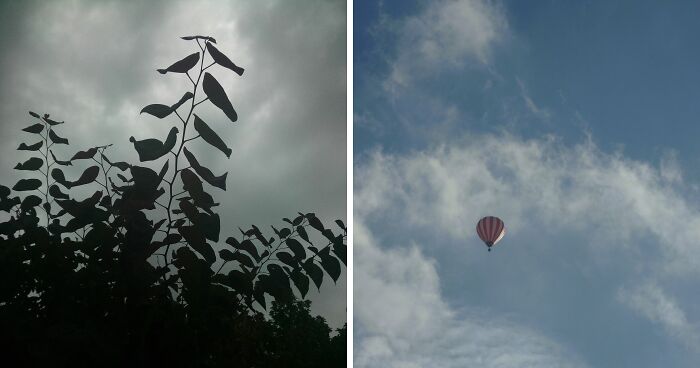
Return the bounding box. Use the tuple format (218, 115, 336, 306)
(14, 157, 43, 171)
(101, 154, 129, 171)
(233, 252, 254, 268)
(29, 111, 41, 118)
(219, 249, 236, 262)
(140, 104, 172, 118)
(44, 117, 63, 126)
(181, 169, 218, 212)
(158, 159, 169, 183)
(193, 114, 232, 158)
(320, 252, 341, 282)
(12, 178, 42, 191)
(129, 127, 178, 162)
(279, 228, 291, 239)
(335, 219, 346, 231)
(227, 270, 253, 295)
(202, 72, 238, 123)
(22, 123, 44, 134)
(286, 238, 306, 260)
(140, 92, 194, 118)
(17, 141, 43, 151)
(178, 225, 215, 264)
(50, 151, 72, 166)
(290, 268, 309, 298)
(156, 52, 199, 74)
(71, 166, 99, 187)
(51, 168, 69, 188)
(49, 129, 69, 144)
(226, 237, 260, 261)
(207, 43, 244, 76)
(70, 147, 98, 160)
(182, 147, 227, 190)
(181, 35, 216, 43)
(0, 185, 10, 198)
(303, 260, 323, 290)
(171, 91, 194, 111)
(332, 236, 346, 265)
(21, 195, 42, 210)
(277, 251, 297, 268)
(308, 214, 325, 231)
(297, 226, 310, 243)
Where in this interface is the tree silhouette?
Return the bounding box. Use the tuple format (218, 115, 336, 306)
(0, 36, 346, 368)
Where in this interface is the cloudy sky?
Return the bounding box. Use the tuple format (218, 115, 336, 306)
(355, 0, 700, 366)
(0, 0, 346, 327)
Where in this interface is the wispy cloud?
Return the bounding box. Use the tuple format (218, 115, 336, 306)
(384, 0, 507, 90)
(354, 218, 589, 368)
(618, 282, 699, 350)
(355, 131, 700, 364)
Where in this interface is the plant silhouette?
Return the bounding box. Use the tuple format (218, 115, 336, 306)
(0, 36, 346, 368)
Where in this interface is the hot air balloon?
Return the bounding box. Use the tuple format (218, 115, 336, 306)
(476, 216, 505, 252)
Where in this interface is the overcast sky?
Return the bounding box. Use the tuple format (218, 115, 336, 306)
(0, 0, 346, 327)
(356, 0, 700, 366)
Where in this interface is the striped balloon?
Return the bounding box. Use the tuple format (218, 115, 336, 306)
(476, 216, 505, 251)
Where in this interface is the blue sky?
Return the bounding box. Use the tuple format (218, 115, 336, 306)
(355, 1, 700, 367)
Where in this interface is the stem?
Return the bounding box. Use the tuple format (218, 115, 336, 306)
(163, 43, 209, 266)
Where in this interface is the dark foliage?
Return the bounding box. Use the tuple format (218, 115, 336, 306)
(0, 36, 346, 367)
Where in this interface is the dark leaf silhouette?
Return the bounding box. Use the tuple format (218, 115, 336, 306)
(21, 195, 42, 210)
(130, 127, 178, 162)
(308, 214, 324, 232)
(181, 35, 216, 43)
(226, 237, 260, 261)
(180, 200, 220, 242)
(50, 150, 72, 166)
(179, 225, 215, 264)
(335, 219, 346, 231)
(290, 268, 310, 298)
(286, 238, 306, 260)
(70, 147, 98, 160)
(12, 178, 42, 191)
(0, 185, 10, 198)
(202, 72, 238, 123)
(277, 251, 297, 267)
(44, 117, 63, 126)
(182, 146, 227, 190)
(193, 114, 232, 158)
(181, 168, 218, 212)
(51, 168, 69, 188)
(233, 252, 254, 268)
(101, 153, 129, 171)
(140, 92, 194, 118)
(17, 141, 43, 151)
(140, 104, 172, 118)
(297, 226, 310, 243)
(171, 91, 194, 111)
(157, 52, 200, 74)
(207, 43, 244, 76)
(219, 249, 236, 262)
(320, 251, 341, 282)
(71, 166, 99, 187)
(14, 157, 43, 171)
(303, 260, 323, 290)
(28, 111, 41, 118)
(22, 123, 44, 134)
(49, 129, 69, 144)
(49, 184, 68, 199)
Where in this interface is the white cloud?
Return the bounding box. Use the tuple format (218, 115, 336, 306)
(385, 0, 506, 89)
(356, 133, 700, 273)
(618, 282, 699, 350)
(355, 132, 700, 365)
(354, 218, 589, 368)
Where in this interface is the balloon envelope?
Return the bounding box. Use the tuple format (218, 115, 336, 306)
(476, 216, 505, 249)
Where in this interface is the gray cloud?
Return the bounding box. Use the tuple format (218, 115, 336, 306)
(0, 0, 346, 326)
